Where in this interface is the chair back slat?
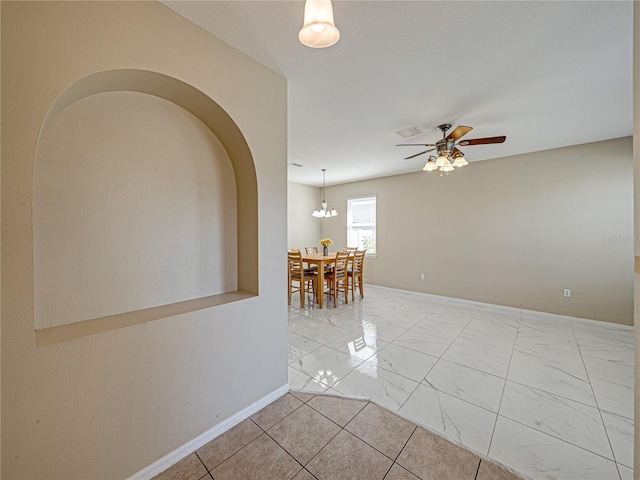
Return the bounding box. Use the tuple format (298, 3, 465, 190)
(352, 250, 365, 273)
(305, 246, 318, 254)
(288, 251, 305, 276)
(333, 251, 349, 276)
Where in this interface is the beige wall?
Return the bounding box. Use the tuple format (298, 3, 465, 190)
(2, 2, 287, 479)
(288, 181, 321, 250)
(35, 91, 238, 329)
(319, 137, 633, 325)
(633, 0, 639, 473)
(1, 6, 3, 475)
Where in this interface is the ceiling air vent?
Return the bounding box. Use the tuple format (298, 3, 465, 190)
(395, 126, 424, 139)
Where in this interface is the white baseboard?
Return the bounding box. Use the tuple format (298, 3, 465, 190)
(368, 284, 633, 328)
(127, 383, 290, 480)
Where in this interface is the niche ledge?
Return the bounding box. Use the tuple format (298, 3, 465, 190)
(35, 291, 255, 347)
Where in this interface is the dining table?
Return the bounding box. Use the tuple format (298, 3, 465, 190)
(301, 252, 337, 309)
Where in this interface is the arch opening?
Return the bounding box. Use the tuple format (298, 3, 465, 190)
(34, 69, 258, 346)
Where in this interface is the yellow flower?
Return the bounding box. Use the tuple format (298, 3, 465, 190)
(319, 238, 333, 247)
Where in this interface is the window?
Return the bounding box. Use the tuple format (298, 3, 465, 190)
(347, 195, 376, 255)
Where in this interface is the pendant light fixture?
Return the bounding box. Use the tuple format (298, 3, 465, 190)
(312, 169, 338, 218)
(299, 0, 340, 48)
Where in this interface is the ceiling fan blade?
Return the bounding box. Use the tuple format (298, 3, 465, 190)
(397, 143, 436, 147)
(404, 148, 434, 160)
(446, 125, 473, 142)
(451, 147, 462, 157)
(458, 136, 506, 146)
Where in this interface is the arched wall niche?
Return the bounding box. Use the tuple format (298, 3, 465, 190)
(34, 69, 259, 346)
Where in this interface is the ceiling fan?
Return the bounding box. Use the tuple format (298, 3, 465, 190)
(397, 124, 506, 174)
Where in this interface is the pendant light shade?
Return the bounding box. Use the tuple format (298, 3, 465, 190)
(312, 169, 338, 218)
(440, 160, 455, 173)
(452, 155, 468, 167)
(299, 0, 340, 48)
(423, 157, 438, 172)
(435, 155, 448, 168)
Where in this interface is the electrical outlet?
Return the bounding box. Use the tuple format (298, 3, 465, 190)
(420, 273, 425, 280)
(563, 289, 571, 298)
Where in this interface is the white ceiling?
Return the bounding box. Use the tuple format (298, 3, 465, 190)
(164, 1, 633, 187)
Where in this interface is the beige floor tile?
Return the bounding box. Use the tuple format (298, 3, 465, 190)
(268, 404, 341, 465)
(292, 469, 317, 480)
(250, 393, 303, 430)
(306, 430, 393, 480)
(396, 427, 480, 480)
(307, 395, 367, 427)
(211, 433, 302, 480)
(346, 403, 416, 460)
(290, 391, 315, 403)
(152, 453, 206, 480)
(384, 463, 420, 480)
(476, 460, 522, 480)
(196, 418, 262, 470)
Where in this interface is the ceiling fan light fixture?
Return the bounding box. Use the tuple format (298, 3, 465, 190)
(423, 157, 438, 172)
(439, 159, 454, 172)
(398, 124, 506, 176)
(299, 0, 340, 48)
(452, 155, 468, 167)
(435, 155, 448, 168)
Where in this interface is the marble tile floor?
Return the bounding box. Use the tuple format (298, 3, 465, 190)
(288, 285, 635, 480)
(154, 392, 521, 480)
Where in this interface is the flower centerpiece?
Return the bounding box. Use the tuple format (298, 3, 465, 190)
(319, 238, 333, 256)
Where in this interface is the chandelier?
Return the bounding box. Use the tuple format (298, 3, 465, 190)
(312, 169, 337, 218)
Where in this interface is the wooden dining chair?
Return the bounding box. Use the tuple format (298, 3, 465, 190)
(288, 250, 317, 307)
(305, 246, 318, 254)
(343, 246, 358, 254)
(292, 248, 317, 285)
(324, 251, 349, 307)
(347, 250, 366, 300)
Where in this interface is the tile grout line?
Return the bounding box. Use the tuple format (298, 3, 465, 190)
(569, 319, 621, 477)
(484, 322, 624, 471)
(504, 377, 601, 411)
(193, 450, 208, 477)
(390, 427, 424, 480)
(394, 309, 479, 414)
(250, 399, 323, 476)
(317, 304, 433, 400)
(305, 396, 367, 430)
(341, 411, 418, 466)
(613, 464, 626, 480)
(199, 421, 268, 477)
(496, 415, 624, 466)
(486, 308, 522, 458)
(392, 425, 417, 462)
(296, 403, 368, 473)
(474, 457, 482, 480)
